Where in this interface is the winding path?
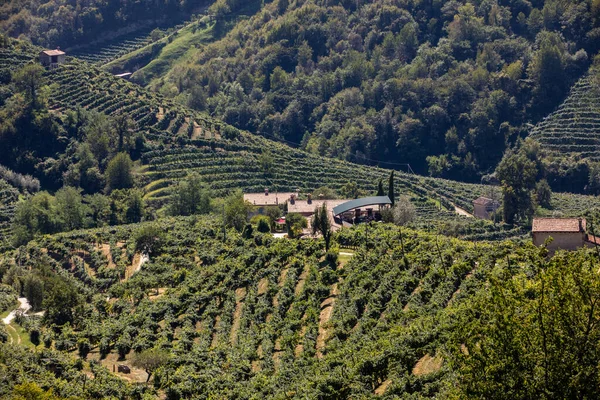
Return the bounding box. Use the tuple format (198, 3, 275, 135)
(2, 297, 31, 325)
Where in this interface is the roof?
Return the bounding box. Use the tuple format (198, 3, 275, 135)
(532, 218, 586, 233)
(586, 234, 600, 245)
(41, 49, 65, 56)
(244, 192, 296, 206)
(288, 199, 347, 214)
(473, 196, 499, 206)
(332, 196, 392, 216)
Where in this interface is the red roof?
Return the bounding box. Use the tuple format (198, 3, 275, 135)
(473, 196, 498, 206)
(41, 49, 65, 56)
(532, 218, 586, 233)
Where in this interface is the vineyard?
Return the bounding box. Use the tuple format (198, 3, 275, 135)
(530, 73, 600, 160)
(0, 42, 599, 243)
(68, 27, 155, 66)
(0, 180, 19, 252)
(0, 215, 550, 398)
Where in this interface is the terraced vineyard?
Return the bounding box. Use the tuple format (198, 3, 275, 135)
(530, 73, 600, 160)
(1, 43, 597, 227)
(68, 28, 155, 65)
(0, 180, 19, 252)
(16, 216, 539, 397)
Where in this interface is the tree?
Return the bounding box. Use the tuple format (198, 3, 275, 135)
(13, 64, 45, 106)
(535, 179, 552, 208)
(22, 274, 43, 311)
(496, 146, 538, 224)
(54, 186, 89, 231)
(112, 113, 135, 152)
(454, 252, 600, 399)
(169, 173, 211, 216)
(312, 186, 337, 200)
(132, 348, 170, 383)
(224, 191, 252, 231)
(376, 179, 384, 196)
(392, 196, 416, 225)
(255, 216, 271, 233)
(311, 203, 333, 251)
(43, 277, 81, 326)
(105, 153, 134, 193)
(134, 224, 165, 256)
(285, 213, 307, 238)
(388, 171, 395, 206)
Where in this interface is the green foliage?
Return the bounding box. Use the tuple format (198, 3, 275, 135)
(285, 212, 307, 238)
(496, 140, 540, 224)
(224, 190, 252, 231)
(134, 224, 165, 256)
(168, 173, 211, 216)
(311, 186, 337, 200)
(105, 153, 134, 193)
(132, 348, 170, 383)
(393, 196, 416, 226)
(453, 251, 600, 399)
(536, 179, 552, 208)
(311, 203, 333, 251)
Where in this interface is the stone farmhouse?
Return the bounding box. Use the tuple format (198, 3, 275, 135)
(532, 218, 600, 253)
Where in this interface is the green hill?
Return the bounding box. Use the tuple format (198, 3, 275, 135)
(531, 71, 600, 160)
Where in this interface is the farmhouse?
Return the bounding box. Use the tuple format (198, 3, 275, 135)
(244, 189, 297, 207)
(532, 218, 600, 252)
(473, 196, 500, 219)
(39, 49, 66, 69)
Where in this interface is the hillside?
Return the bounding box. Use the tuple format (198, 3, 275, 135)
(1, 39, 600, 244)
(2, 216, 600, 398)
(0, 217, 556, 397)
(137, 0, 600, 183)
(531, 72, 600, 158)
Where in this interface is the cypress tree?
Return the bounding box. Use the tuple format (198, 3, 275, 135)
(376, 179, 384, 196)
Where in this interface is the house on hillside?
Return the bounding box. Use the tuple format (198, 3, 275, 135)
(473, 196, 500, 219)
(532, 218, 600, 253)
(39, 49, 66, 69)
(244, 189, 297, 207)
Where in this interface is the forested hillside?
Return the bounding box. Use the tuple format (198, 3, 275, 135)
(146, 0, 600, 183)
(0, 0, 218, 48)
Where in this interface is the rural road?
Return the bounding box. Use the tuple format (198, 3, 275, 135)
(2, 297, 31, 324)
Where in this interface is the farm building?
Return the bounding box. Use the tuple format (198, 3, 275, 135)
(473, 196, 500, 219)
(39, 49, 66, 69)
(332, 196, 392, 225)
(532, 218, 600, 253)
(244, 189, 297, 207)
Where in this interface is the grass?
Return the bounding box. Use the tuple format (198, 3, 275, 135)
(122, 21, 215, 86)
(6, 322, 34, 348)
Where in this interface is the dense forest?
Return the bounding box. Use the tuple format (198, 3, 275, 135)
(147, 0, 600, 185)
(0, 0, 215, 48)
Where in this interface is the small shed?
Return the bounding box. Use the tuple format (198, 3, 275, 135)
(473, 196, 500, 219)
(39, 49, 66, 69)
(532, 218, 588, 252)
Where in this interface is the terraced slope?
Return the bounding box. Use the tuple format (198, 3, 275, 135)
(2, 43, 599, 229)
(68, 28, 154, 66)
(0, 180, 19, 251)
(20, 217, 539, 397)
(530, 73, 600, 160)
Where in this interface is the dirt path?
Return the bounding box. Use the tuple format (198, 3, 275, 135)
(3, 298, 31, 324)
(454, 205, 474, 218)
(316, 283, 338, 358)
(375, 379, 392, 396)
(230, 288, 246, 345)
(412, 354, 443, 376)
(294, 266, 309, 296)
